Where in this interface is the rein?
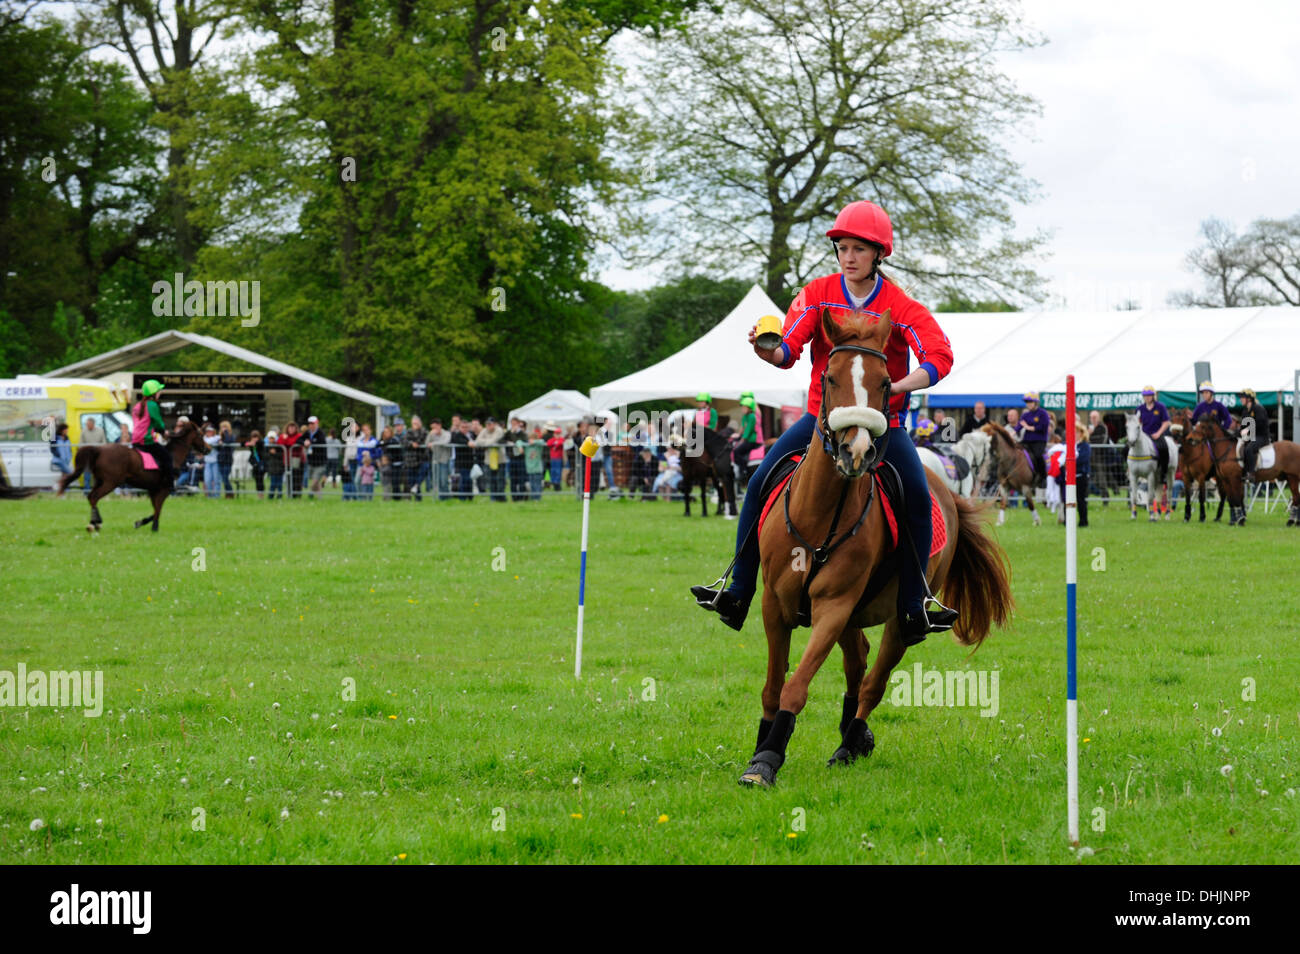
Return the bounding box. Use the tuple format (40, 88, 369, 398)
(785, 341, 891, 605)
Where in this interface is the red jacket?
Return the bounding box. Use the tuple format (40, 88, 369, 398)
(777, 272, 954, 426)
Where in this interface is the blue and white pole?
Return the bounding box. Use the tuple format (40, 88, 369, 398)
(1065, 375, 1079, 845)
(575, 436, 599, 679)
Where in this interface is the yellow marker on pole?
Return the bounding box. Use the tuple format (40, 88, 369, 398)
(575, 435, 600, 679)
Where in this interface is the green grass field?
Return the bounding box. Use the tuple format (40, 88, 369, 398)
(2, 488, 1297, 864)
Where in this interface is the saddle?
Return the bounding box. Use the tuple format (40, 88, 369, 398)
(757, 453, 947, 629)
(1237, 439, 1274, 471)
(135, 445, 160, 470)
(929, 447, 971, 482)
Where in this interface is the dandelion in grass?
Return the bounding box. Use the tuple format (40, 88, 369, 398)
(30, 819, 44, 831)
(570, 813, 582, 819)
(280, 808, 290, 820)
(657, 814, 669, 824)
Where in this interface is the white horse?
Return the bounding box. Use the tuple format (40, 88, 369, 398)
(918, 430, 991, 498)
(1125, 413, 1178, 521)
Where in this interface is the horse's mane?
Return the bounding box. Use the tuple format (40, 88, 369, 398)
(982, 422, 1019, 451)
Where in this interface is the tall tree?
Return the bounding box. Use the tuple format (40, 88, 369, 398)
(1168, 216, 1294, 308)
(616, 0, 1046, 305)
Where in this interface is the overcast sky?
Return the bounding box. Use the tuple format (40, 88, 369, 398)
(602, 0, 1300, 310)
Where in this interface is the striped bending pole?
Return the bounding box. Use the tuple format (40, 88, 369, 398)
(1065, 375, 1079, 845)
(575, 437, 598, 679)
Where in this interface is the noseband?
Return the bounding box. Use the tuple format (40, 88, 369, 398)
(816, 343, 892, 470)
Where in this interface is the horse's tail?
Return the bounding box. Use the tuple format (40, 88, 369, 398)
(942, 496, 1015, 649)
(57, 445, 96, 494)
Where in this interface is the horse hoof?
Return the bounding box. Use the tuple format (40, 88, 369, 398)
(828, 719, 874, 766)
(739, 751, 781, 787)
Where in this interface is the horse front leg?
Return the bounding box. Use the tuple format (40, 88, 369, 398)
(1129, 470, 1139, 519)
(742, 588, 792, 786)
(1023, 482, 1041, 526)
(741, 600, 851, 786)
(829, 626, 872, 767)
(996, 481, 1007, 526)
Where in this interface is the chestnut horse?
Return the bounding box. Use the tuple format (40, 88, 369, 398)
(1169, 409, 1225, 523)
(740, 308, 1014, 787)
(981, 422, 1041, 526)
(1197, 417, 1299, 526)
(1191, 418, 1248, 525)
(56, 421, 208, 532)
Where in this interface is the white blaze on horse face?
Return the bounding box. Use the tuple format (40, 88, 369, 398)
(851, 355, 870, 409)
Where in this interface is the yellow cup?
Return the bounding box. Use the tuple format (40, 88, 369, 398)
(755, 314, 783, 350)
(579, 436, 600, 458)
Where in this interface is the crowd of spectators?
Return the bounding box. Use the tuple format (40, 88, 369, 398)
(148, 413, 693, 502)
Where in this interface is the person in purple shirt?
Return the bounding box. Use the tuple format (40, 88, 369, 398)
(1016, 391, 1051, 485)
(1136, 385, 1172, 482)
(1190, 381, 1232, 430)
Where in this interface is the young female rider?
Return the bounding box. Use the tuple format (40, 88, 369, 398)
(691, 200, 958, 642)
(131, 379, 174, 486)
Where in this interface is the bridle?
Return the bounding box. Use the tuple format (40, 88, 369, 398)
(814, 343, 893, 471)
(782, 342, 892, 574)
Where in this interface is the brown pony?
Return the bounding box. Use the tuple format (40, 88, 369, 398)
(56, 421, 209, 532)
(1197, 417, 1300, 526)
(740, 307, 1014, 787)
(1192, 418, 1248, 525)
(981, 421, 1042, 526)
(1169, 409, 1225, 523)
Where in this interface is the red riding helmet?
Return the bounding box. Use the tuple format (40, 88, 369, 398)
(826, 201, 893, 258)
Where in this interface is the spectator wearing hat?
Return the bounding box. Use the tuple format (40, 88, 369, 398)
(545, 422, 564, 490)
(1238, 388, 1269, 479)
(302, 416, 328, 497)
(1191, 382, 1231, 430)
(427, 418, 452, 499)
(1136, 386, 1172, 484)
(913, 417, 938, 448)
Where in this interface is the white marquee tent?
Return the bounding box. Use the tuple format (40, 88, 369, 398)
(508, 388, 616, 427)
(927, 305, 1300, 408)
(589, 285, 812, 412)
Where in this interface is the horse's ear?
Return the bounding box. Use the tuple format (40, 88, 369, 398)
(821, 307, 840, 342)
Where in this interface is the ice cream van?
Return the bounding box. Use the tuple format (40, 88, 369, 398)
(0, 375, 132, 488)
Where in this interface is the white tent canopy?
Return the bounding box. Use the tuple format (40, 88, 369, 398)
(925, 305, 1300, 407)
(508, 388, 616, 427)
(589, 285, 812, 412)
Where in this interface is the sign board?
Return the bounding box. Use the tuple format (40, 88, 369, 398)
(132, 372, 293, 391)
(412, 378, 427, 400)
(380, 404, 400, 416)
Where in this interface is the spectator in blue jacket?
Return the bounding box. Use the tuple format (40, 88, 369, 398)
(1075, 420, 1091, 527)
(50, 422, 73, 477)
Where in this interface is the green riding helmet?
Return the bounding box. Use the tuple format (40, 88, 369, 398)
(142, 379, 166, 398)
(696, 392, 711, 403)
(739, 397, 756, 409)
